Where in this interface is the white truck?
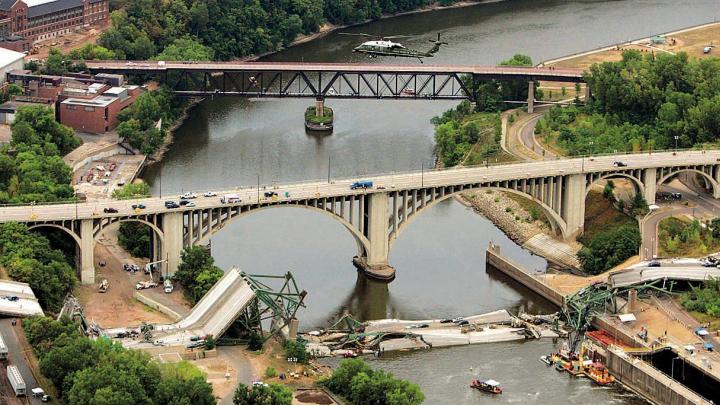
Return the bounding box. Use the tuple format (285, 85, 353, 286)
(164, 279, 174, 293)
(221, 193, 241, 204)
(7, 364, 26, 396)
(0, 332, 7, 360)
(135, 280, 158, 290)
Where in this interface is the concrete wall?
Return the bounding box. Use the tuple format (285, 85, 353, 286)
(606, 347, 712, 405)
(485, 243, 564, 307)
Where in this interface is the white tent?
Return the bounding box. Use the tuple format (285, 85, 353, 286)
(618, 313, 636, 322)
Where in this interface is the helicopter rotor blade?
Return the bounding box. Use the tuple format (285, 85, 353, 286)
(382, 34, 421, 39)
(339, 32, 376, 37)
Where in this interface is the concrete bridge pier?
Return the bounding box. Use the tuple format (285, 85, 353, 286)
(80, 219, 95, 285)
(353, 193, 396, 281)
(527, 81, 535, 114)
(162, 212, 184, 276)
(315, 97, 324, 117)
(562, 173, 586, 238)
(643, 168, 657, 205)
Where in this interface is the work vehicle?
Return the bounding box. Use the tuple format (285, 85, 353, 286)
(98, 279, 109, 293)
(7, 364, 26, 396)
(164, 279, 174, 293)
(203, 191, 217, 197)
(135, 281, 158, 290)
(164, 201, 180, 208)
(31, 387, 51, 402)
(0, 332, 7, 360)
(350, 180, 373, 190)
(103, 207, 118, 213)
(180, 192, 198, 199)
(221, 193, 241, 204)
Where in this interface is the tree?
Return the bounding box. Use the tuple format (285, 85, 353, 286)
(578, 224, 641, 274)
(12, 105, 80, 154)
(283, 339, 309, 363)
(154, 376, 215, 405)
(40, 334, 99, 393)
(176, 246, 224, 304)
(324, 359, 424, 405)
(156, 37, 214, 61)
(112, 182, 151, 199)
(232, 383, 293, 405)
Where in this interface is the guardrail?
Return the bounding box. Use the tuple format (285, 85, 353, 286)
(0, 147, 716, 208)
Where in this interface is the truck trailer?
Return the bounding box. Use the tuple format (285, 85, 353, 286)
(221, 193, 241, 204)
(0, 332, 7, 360)
(7, 364, 26, 396)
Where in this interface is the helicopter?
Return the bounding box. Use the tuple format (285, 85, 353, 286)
(340, 32, 448, 62)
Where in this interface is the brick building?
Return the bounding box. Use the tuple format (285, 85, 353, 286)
(59, 85, 141, 134)
(0, 0, 108, 51)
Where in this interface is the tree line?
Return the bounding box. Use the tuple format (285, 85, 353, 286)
(98, 0, 449, 61)
(538, 51, 720, 155)
(23, 316, 216, 404)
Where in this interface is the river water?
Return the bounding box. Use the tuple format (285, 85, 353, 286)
(144, 0, 717, 402)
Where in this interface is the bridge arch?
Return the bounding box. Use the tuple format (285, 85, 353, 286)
(193, 205, 371, 259)
(27, 223, 81, 246)
(585, 173, 644, 196)
(657, 168, 719, 194)
(390, 186, 567, 247)
(94, 217, 165, 244)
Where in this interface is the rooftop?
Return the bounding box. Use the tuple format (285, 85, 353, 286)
(28, 0, 82, 18)
(62, 95, 116, 108)
(0, 46, 24, 67)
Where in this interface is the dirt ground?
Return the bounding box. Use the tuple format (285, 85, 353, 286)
(29, 24, 109, 61)
(549, 22, 720, 69)
(76, 226, 173, 328)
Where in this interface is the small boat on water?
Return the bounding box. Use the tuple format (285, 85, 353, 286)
(584, 362, 615, 386)
(540, 355, 552, 365)
(470, 379, 502, 394)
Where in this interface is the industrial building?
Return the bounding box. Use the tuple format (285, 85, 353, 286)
(0, 46, 24, 82)
(0, 0, 108, 51)
(59, 84, 142, 134)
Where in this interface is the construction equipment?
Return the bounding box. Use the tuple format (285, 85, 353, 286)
(98, 279, 109, 293)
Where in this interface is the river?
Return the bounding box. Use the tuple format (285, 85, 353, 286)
(143, 0, 717, 402)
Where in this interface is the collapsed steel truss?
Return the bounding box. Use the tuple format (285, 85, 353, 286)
(231, 271, 307, 343)
(160, 70, 472, 99)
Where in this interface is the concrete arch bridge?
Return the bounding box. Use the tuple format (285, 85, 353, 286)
(4, 150, 720, 283)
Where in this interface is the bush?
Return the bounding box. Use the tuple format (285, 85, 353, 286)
(176, 246, 224, 304)
(265, 366, 277, 378)
(323, 358, 424, 405)
(248, 332, 264, 351)
(305, 106, 333, 125)
(578, 224, 641, 274)
(233, 382, 292, 405)
(283, 339, 309, 364)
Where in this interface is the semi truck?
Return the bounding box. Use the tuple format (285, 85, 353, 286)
(221, 193, 241, 204)
(350, 180, 373, 190)
(0, 332, 7, 360)
(7, 364, 26, 396)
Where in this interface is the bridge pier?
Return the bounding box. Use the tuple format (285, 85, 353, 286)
(561, 174, 586, 238)
(162, 212, 184, 276)
(527, 81, 535, 114)
(353, 193, 395, 281)
(315, 97, 324, 117)
(80, 219, 95, 285)
(643, 168, 657, 205)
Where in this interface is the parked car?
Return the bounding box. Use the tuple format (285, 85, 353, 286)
(613, 161, 628, 167)
(103, 207, 118, 213)
(647, 260, 661, 267)
(264, 191, 278, 198)
(180, 192, 198, 199)
(131, 204, 146, 209)
(165, 201, 179, 208)
(179, 199, 191, 206)
(203, 191, 217, 197)
(185, 202, 196, 207)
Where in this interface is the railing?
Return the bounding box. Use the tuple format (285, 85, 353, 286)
(0, 147, 717, 208)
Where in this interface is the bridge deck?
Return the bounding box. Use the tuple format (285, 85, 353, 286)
(1, 150, 716, 223)
(85, 61, 585, 82)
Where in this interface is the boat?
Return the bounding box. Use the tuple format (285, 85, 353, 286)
(540, 355, 552, 365)
(470, 379, 502, 394)
(583, 362, 615, 386)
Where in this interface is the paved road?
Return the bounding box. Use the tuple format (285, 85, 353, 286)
(85, 61, 585, 81)
(519, 113, 555, 159)
(2, 150, 718, 225)
(0, 318, 42, 404)
(608, 265, 720, 287)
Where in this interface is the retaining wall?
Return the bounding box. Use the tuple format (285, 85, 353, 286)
(485, 242, 564, 307)
(606, 347, 712, 405)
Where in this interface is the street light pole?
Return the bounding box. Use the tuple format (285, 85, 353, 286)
(257, 174, 260, 204)
(674, 136, 679, 152)
(421, 162, 424, 188)
(327, 155, 331, 183)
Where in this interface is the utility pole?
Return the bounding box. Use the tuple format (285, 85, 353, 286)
(158, 165, 162, 198)
(257, 174, 260, 204)
(327, 155, 331, 183)
(421, 162, 424, 187)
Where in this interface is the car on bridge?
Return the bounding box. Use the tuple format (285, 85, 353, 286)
(180, 192, 198, 199)
(203, 191, 217, 197)
(264, 191, 278, 198)
(103, 207, 118, 213)
(613, 161, 628, 167)
(164, 201, 180, 209)
(350, 180, 373, 190)
(131, 204, 146, 210)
